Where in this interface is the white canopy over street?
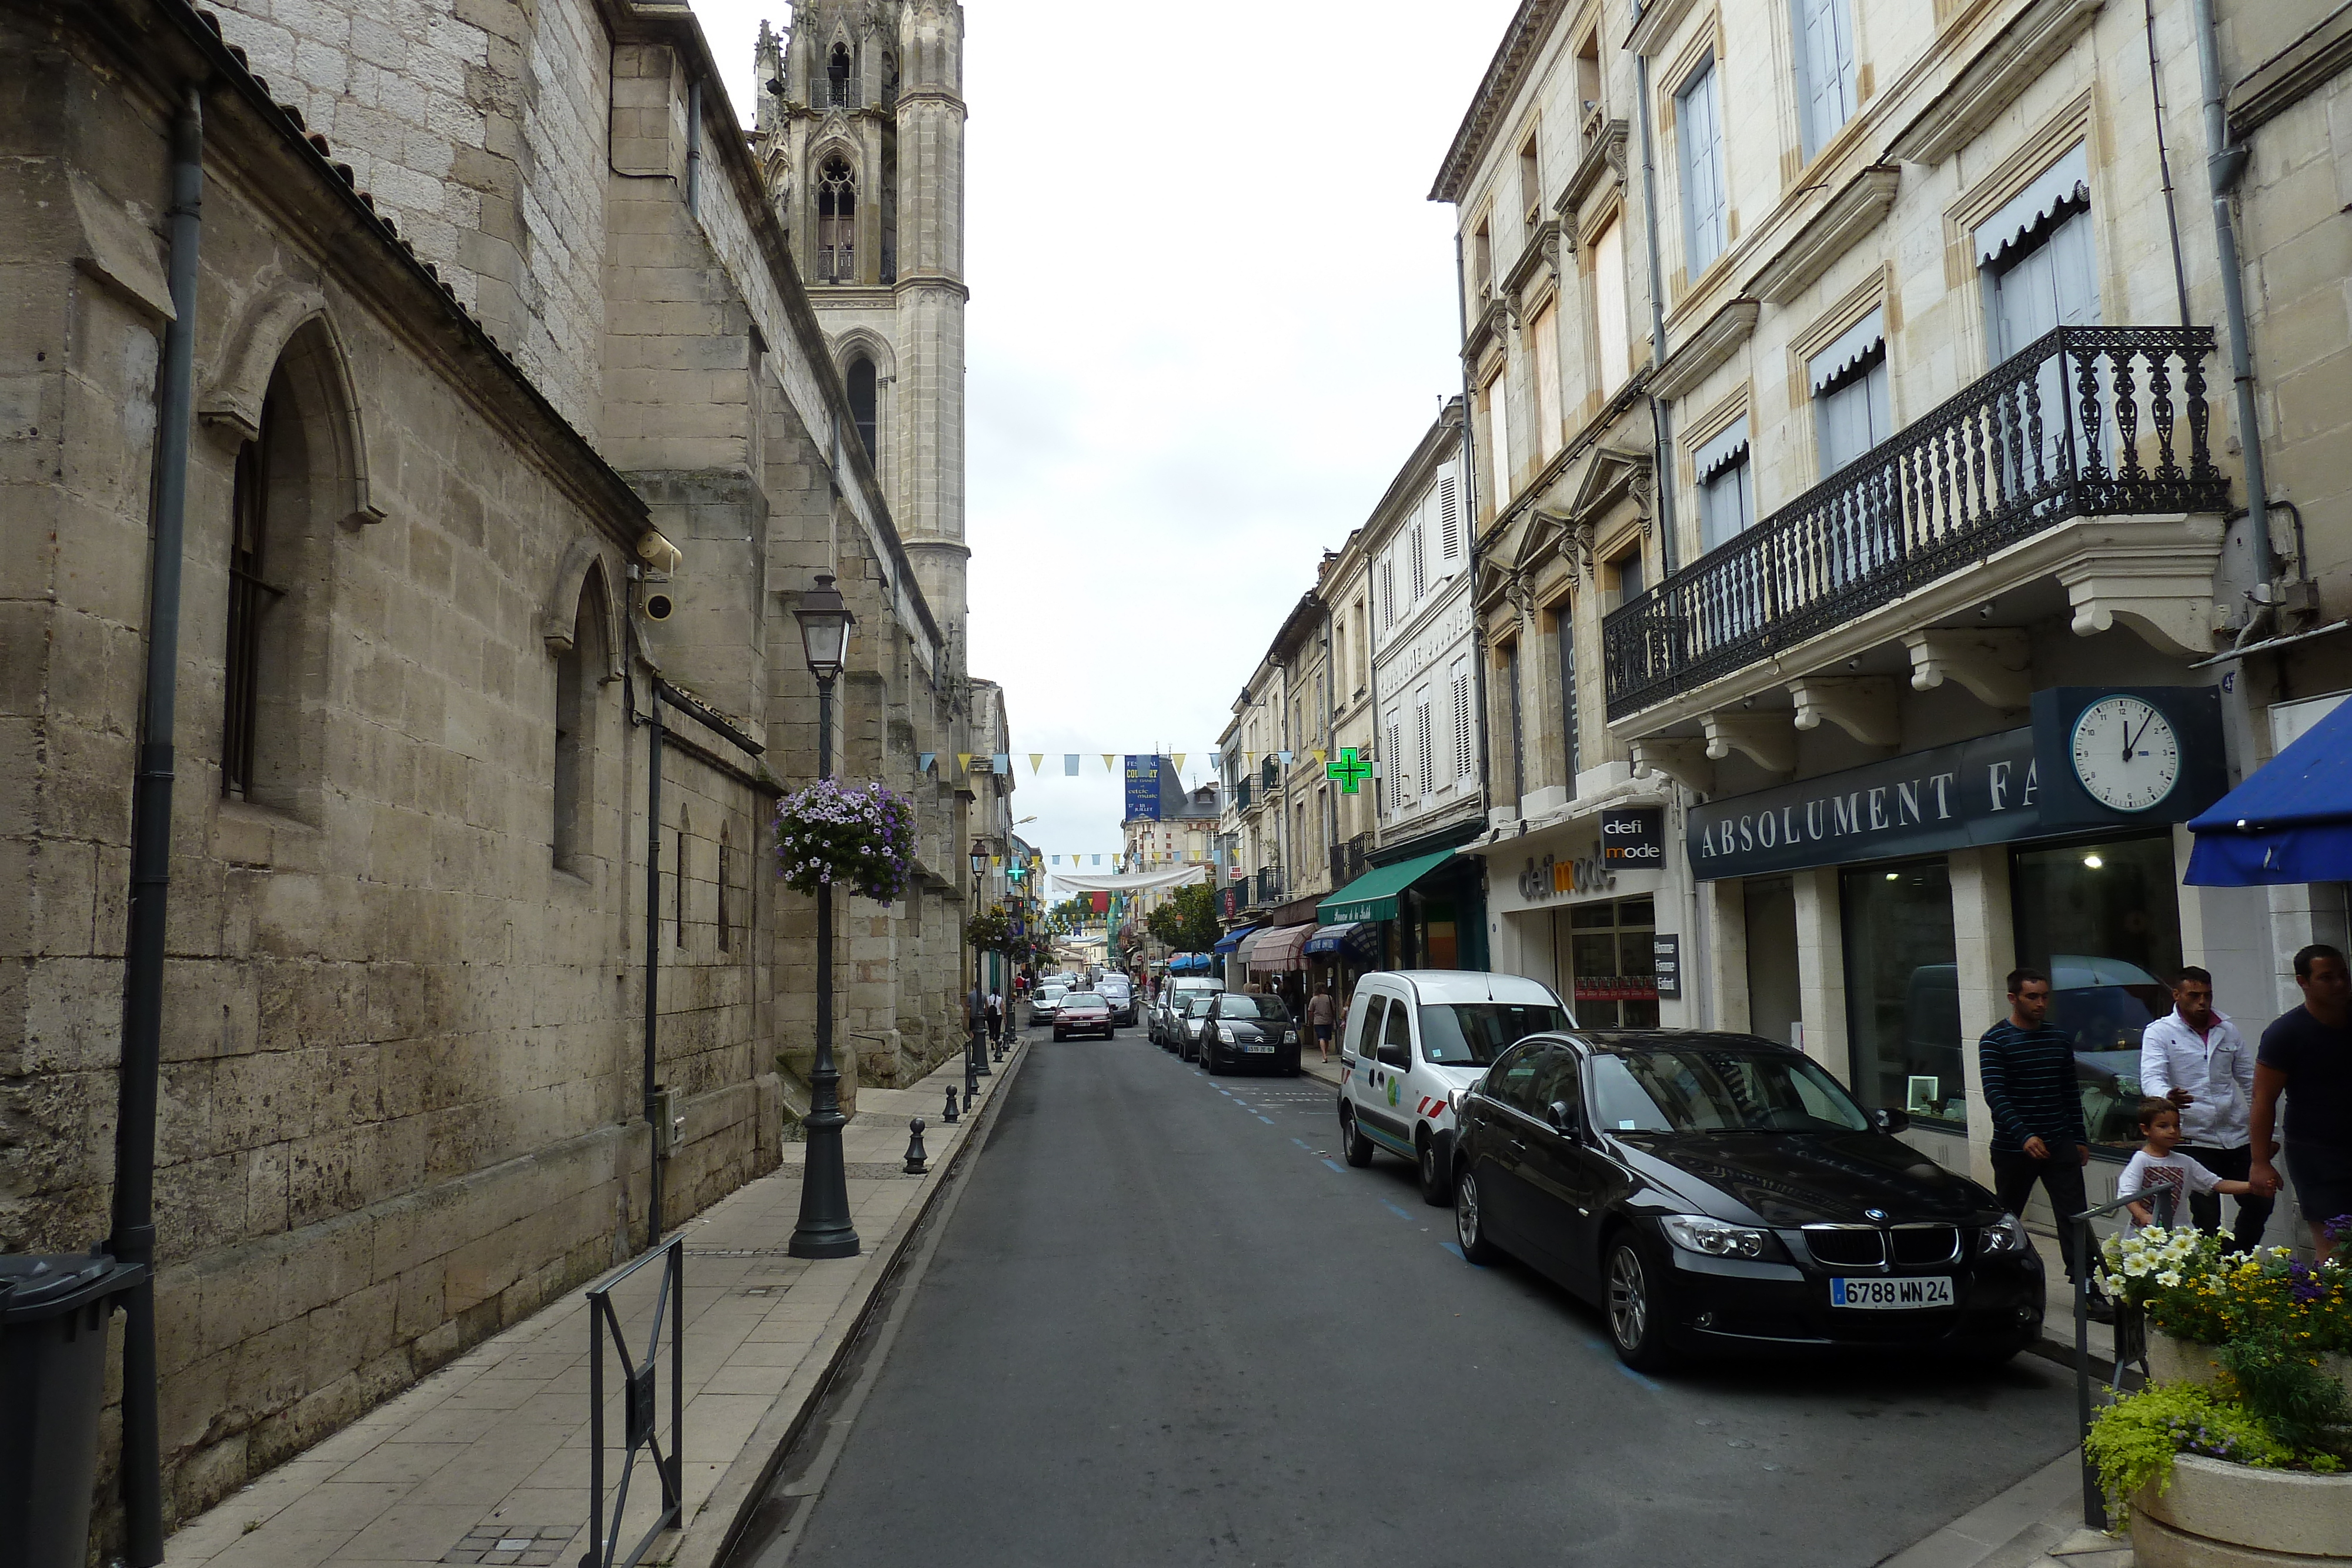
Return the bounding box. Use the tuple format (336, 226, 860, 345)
(1047, 865, 1211, 895)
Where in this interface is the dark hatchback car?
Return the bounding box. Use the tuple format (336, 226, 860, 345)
(1198, 993, 1302, 1076)
(1054, 993, 1115, 1041)
(1452, 1031, 2043, 1370)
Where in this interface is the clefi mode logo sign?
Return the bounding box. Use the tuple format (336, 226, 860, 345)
(1601, 808, 1665, 866)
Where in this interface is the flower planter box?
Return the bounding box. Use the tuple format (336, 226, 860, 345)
(2132, 1455, 2352, 1566)
(2147, 1329, 2352, 1400)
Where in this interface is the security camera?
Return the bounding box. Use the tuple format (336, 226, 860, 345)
(641, 583, 677, 622)
(636, 529, 684, 576)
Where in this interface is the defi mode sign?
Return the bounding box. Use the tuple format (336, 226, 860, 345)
(1601, 808, 1664, 865)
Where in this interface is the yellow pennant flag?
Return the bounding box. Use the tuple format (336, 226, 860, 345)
(1029, 753, 1045, 774)
(1311, 748, 1327, 765)
(1102, 754, 1116, 773)
(1172, 753, 1186, 773)
(956, 753, 973, 775)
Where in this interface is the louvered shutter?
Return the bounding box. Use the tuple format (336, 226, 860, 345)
(1410, 520, 1426, 601)
(1678, 61, 1726, 272)
(1439, 465, 1462, 561)
(1415, 700, 1432, 802)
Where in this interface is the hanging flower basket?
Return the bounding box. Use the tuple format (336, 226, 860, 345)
(773, 779, 916, 905)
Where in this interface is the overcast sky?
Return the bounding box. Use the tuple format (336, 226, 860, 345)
(692, 0, 1521, 878)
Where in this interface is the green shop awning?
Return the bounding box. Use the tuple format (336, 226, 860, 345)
(1317, 849, 1457, 926)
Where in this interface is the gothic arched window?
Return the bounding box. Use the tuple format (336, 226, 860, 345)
(827, 42, 853, 106)
(846, 355, 877, 461)
(817, 157, 856, 283)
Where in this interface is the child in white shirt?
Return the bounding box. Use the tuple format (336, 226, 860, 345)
(2119, 1097, 2263, 1226)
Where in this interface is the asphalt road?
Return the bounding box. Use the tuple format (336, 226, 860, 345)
(764, 1027, 2080, 1568)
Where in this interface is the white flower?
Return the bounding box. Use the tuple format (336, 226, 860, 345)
(2156, 1270, 2182, 1288)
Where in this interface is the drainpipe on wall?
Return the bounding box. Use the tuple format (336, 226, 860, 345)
(107, 88, 203, 1568)
(1453, 234, 1493, 827)
(2189, 0, 2276, 590)
(1633, 34, 1679, 577)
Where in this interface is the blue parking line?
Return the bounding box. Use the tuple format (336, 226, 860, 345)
(1440, 1241, 1482, 1266)
(1291, 1138, 1311, 1149)
(1256, 1115, 1274, 1124)
(1321, 1159, 1347, 1174)
(1379, 1201, 1414, 1221)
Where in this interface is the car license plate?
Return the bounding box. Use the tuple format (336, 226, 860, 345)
(1830, 1276, 1953, 1310)
(1245, 1044, 1275, 1054)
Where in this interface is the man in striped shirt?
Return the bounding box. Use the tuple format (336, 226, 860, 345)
(1981, 968, 2096, 1294)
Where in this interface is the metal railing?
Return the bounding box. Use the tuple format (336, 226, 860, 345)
(817, 245, 856, 285)
(827, 78, 856, 106)
(584, 1236, 684, 1568)
(2066, 1185, 2170, 1531)
(1603, 325, 2227, 719)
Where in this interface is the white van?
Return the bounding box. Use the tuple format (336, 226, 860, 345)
(1338, 971, 1572, 1205)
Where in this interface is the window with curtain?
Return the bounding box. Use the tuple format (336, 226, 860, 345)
(1531, 303, 1562, 462)
(1593, 218, 1631, 396)
(1975, 144, 2100, 492)
(1695, 416, 1753, 554)
(1795, 0, 1859, 158)
(1676, 56, 1728, 275)
(1809, 309, 1892, 477)
(1553, 603, 1581, 793)
(1484, 371, 1511, 513)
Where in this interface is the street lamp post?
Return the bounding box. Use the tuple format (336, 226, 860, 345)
(968, 839, 991, 1078)
(788, 575, 859, 1260)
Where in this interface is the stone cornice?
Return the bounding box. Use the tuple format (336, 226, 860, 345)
(1625, 0, 1704, 58)
(1649, 297, 1760, 400)
(1430, 0, 1569, 204)
(1747, 164, 1900, 305)
(2229, 7, 2352, 138)
(1560, 121, 1629, 215)
(1886, 0, 2105, 166)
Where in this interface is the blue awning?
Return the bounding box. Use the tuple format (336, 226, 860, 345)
(2186, 697, 2352, 885)
(1304, 922, 1382, 961)
(1211, 924, 1260, 955)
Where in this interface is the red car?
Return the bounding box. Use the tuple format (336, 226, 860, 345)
(1053, 992, 1115, 1041)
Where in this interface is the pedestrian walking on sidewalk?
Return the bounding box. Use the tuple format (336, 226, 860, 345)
(2251, 943, 2352, 1262)
(985, 988, 1003, 1045)
(1981, 968, 2104, 1312)
(1307, 982, 1337, 1064)
(2139, 966, 2273, 1250)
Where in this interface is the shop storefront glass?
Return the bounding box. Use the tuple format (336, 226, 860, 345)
(1563, 896, 1658, 1027)
(1839, 859, 1963, 1128)
(2011, 833, 2182, 1149)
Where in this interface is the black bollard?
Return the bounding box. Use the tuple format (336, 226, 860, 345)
(903, 1117, 928, 1175)
(942, 1082, 959, 1124)
(962, 1081, 974, 1114)
(993, 1037, 1005, 1062)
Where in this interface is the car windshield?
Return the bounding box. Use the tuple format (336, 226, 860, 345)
(1038, 988, 1066, 1001)
(1184, 996, 1218, 1016)
(1217, 995, 1286, 1021)
(1418, 1002, 1567, 1065)
(1063, 994, 1102, 1008)
(1587, 1046, 1872, 1135)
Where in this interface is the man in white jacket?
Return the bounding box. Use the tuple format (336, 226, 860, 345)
(2139, 967, 2274, 1250)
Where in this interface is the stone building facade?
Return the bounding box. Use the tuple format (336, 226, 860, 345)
(1441, 0, 2350, 1212)
(1, 0, 987, 1539)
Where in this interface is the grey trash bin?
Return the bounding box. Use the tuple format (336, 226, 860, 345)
(0, 1251, 146, 1568)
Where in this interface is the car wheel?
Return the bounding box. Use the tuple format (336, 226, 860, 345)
(1415, 1129, 1452, 1207)
(1454, 1165, 1501, 1265)
(1606, 1233, 1677, 1372)
(1339, 1106, 1375, 1167)
(1202, 1047, 1220, 1075)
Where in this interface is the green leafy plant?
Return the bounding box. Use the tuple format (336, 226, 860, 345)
(2086, 1382, 2292, 1523)
(2098, 1226, 2352, 1353)
(2221, 1328, 2352, 1459)
(1144, 881, 1220, 953)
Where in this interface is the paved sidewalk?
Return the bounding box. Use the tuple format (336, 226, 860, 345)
(1879, 1452, 2130, 1568)
(163, 1038, 1029, 1568)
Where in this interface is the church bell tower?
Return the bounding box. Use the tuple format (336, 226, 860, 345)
(756, 3, 968, 671)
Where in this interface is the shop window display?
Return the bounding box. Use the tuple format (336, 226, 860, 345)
(1840, 860, 1963, 1126)
(2010, 834, 2182, 1149)
(1566, 896, 1658, 1028)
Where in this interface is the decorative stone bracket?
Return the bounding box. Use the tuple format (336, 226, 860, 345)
(1905, 628, 2032, 710)
(1788, 676, 1899, 747)
(2057, 538, 2223, 657)
(1702, 711, 1795, 774)
(1631, 737, 1713, 795)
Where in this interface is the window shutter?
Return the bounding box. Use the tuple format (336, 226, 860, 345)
(1531, 307, 1562, 462)
(1678, 61, 1726, 272)
(1453, 666, 1474, 781)
(1381, 559, 1395, 628)
(1415, 700, 1432, 801)
(1439, 466, 1462, 560)
(1409, 520, 1426, 601)
(1486, 379, 1511, 509)
(1594, 220, 1629, 396)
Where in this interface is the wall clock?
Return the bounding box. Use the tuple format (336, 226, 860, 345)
(2066, 693, 2183, 812)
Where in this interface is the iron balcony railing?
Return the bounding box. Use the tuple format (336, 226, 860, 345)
(1255, 869, 1283, 907)
(817, 245, 856, 285)
(1602, 325, 2228, 720)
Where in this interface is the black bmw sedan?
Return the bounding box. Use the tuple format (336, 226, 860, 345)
(1451, 1031, 2043, 1370)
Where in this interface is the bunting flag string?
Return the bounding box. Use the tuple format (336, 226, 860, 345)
(901, 747, 1370, 783)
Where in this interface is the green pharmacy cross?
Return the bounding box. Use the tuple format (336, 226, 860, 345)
(1327, 747, 1372, 794)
